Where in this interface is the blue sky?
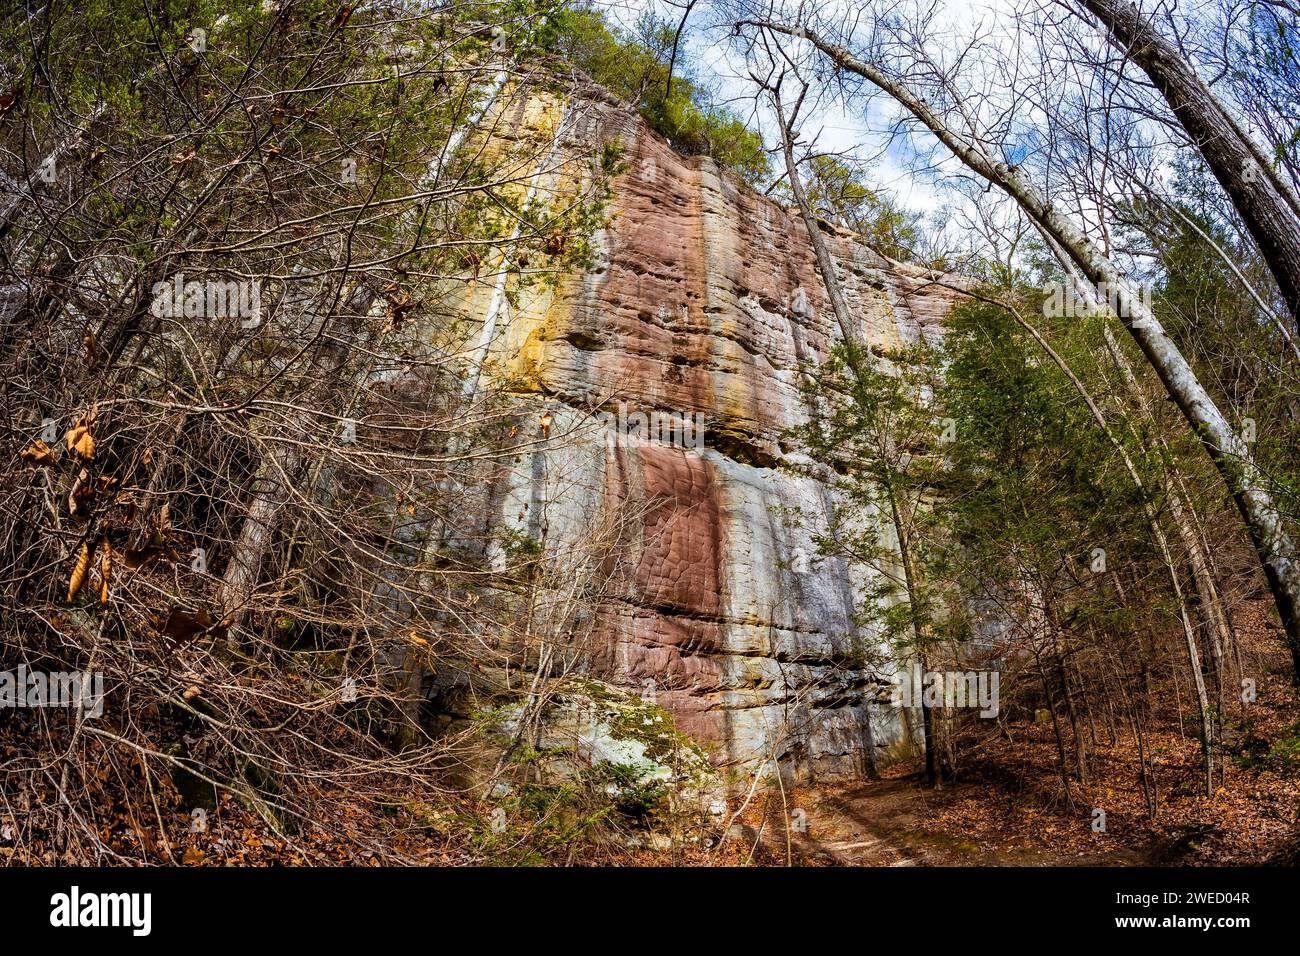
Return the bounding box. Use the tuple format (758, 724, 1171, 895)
(595, 0, 1018, 214)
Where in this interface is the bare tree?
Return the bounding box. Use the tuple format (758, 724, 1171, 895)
(735, 12, 1300, 679)
(1068, 0, 1300, 322)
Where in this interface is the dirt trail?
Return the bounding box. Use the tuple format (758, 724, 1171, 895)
(776, 776, 1159, 867)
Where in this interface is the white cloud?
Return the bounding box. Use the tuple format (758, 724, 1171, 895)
(593, 0, 1019, 214)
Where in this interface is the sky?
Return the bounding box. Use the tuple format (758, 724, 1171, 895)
(589, 0, 1257, 273)
(594, 0, 1016, 215)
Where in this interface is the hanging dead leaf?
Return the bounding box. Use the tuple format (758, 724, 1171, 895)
(408, 631, 429, 648)
(20, 440, 55, 466)
(539, 412, 553, 437)
(182, 685, 201, 701)
(68, 468, 93, 516)
(382, 286, 415, 330)
(64, 420, 95, 460)
(141, 447, 154, 467)
(99, 542, 112, 605)
(68, 542, 92, 602)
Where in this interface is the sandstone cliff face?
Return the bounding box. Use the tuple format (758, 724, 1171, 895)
(454, 87, 964, 780)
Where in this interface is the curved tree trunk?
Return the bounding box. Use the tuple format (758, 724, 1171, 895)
(742, 18, 1300, 683)
(1078, 0, 1300, 322)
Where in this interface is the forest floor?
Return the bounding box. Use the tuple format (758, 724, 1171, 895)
(736, 719, 1300, 866)
(760, 774, 1193, 866)
(735, 600, 1300, 867)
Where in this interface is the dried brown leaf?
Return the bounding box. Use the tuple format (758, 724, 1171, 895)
(20, 440, 55, 466)
(67, 542, 92, 602)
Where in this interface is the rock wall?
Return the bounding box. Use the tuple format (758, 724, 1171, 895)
(454, 86, 965, 780)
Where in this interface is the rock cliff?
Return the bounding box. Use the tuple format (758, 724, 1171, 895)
(450, 84, 965, 781)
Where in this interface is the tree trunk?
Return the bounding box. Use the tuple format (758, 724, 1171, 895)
(742, 19, 1300, 682)
(1078, 0, 1300, 323)
(888, 484, 941, 786)
(216, 283, 376, 622)
(771, 88, 867, 360)
(1033, 645, 1075, 809)
(1046, 604, 1089, 784)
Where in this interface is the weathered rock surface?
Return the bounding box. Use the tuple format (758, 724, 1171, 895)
(453, 87, 964, 780)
